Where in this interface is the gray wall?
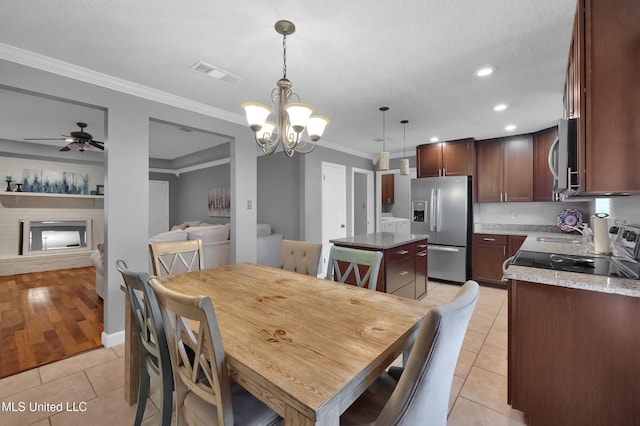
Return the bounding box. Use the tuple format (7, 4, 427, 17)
(302, 145, 374, 243)
(257, 153, 301, 240)
(172, 164, 231, 226)
(2, 59, 256, 345)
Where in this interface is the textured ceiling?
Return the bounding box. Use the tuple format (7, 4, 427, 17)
(0, 0, 577, 160)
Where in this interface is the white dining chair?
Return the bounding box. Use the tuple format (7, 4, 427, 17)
(340, 280, 479, 426)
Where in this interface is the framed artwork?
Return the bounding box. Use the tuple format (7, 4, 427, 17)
(22, 169, 89, 195)
(96, 185, 104, 195)
(208, 186, 230, 217)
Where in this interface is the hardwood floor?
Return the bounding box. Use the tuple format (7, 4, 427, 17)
(0, 266, 103, 379)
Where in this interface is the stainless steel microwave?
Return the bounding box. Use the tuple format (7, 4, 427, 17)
(548, 118, 578, 194)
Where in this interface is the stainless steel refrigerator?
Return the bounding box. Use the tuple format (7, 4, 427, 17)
(410, 176, 472, 283)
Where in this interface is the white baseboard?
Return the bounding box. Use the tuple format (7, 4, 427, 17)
(101, 330, 125, 348)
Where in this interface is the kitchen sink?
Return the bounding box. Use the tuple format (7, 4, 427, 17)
(536, 236, 582, 244)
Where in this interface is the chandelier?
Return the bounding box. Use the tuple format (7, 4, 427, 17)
(242, 20, 330, 156)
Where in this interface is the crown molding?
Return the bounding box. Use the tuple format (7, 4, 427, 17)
(0, 43, 245, 125)
(150, 158, 231, 176)
(0, 43, 376, 161)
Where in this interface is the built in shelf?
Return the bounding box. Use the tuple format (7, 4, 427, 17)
(0, 191, 104, 209)
(0, 192, 103, 199)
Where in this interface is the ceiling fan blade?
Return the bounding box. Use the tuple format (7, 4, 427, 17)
(24, 138, 66, 141)
(88, 141, 104, 150)
(59, 145, 72, 152)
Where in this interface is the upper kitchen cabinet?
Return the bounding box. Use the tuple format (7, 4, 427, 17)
(564, 0, 640, 195)
(533, 127, 559, 201)
(416, 138, 475, 178)
(477, 135, 533, 203)
(381, 173, 394, 204)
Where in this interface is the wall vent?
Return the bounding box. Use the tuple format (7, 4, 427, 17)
(189, 60, 242, 83)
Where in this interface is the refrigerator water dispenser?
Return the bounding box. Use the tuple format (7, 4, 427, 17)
(412, 201, 426, 223)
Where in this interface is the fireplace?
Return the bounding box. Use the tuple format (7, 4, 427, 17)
(19, 219, 92, 255)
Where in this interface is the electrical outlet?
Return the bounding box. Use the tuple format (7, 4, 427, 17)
(247, 200, 252, 210)
(511, 211, 517, 220)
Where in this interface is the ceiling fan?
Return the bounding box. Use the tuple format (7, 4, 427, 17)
(24, 122, 104, 152)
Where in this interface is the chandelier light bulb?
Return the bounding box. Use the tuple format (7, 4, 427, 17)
(241, 102, 272, 131)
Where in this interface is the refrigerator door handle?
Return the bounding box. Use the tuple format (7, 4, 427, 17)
(436, 188, 443, 232)
(429, 189, 436, 232)
(428, 245, 460, 253)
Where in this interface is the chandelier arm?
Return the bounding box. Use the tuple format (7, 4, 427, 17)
(293, 140, 317, 154)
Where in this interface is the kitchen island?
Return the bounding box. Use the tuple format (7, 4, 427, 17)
(503, 233, 640, 426)
(330, 232, 428, 300)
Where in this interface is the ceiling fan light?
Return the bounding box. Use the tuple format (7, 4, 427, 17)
(306, 115, 330, 141)
(242, 102, 273, 132)
(285, 103, 314, 133)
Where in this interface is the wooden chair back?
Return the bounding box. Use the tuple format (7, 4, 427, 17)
(325, 245, 383, 290)
(149, 277, 234, 425)
(149, 239, 204, 277)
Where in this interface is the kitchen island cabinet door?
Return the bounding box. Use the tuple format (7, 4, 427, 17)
(415, 242, 428, 299)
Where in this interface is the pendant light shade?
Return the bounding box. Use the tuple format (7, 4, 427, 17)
(378, 107, 389, 171)
(400, 119, 410, 175)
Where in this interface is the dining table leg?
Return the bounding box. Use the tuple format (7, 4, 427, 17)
(285, 404, 339, 426)
(123, 293, 139, 405)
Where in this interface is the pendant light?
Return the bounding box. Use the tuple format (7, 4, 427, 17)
(400, 120, 410, 175)
(378, 107, 389, 171)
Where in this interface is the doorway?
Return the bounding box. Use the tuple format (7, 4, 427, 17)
(321, 162, 347, 277)
(351, 168, 374, 236)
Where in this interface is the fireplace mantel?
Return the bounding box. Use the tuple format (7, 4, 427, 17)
(0, 192, 104, 209)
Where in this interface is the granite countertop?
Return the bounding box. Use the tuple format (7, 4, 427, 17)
(503, 232, 640, 298)
(331, 232, 428, 250)
(474, 223, 564, 236)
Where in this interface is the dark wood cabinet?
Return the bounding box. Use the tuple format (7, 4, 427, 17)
(472, 234, 507, 286)
(381, 173, 394, 204)
(532, 127, 558, 201)
(563, 0, 640, 195)
(332, 238, 428, 300)
(472, 234, 526, 287)
(416, 138, 475, 178)
(476, 135, 533, 203)
(508, 280, 640, 425)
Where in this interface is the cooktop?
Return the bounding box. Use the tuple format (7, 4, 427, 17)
(511, 250, 640, 280)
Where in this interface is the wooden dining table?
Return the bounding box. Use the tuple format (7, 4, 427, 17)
(123, 263, 431, 425)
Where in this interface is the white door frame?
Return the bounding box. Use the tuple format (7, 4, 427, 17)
(351, 167, 374, 236)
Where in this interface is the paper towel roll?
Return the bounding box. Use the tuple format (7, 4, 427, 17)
(592, 213, 611, 254)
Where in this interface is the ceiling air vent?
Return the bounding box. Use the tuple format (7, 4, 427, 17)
(189, 60, 242, 83)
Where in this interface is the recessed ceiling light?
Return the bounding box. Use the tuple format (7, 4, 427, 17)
(505, 124, 517, 131)
(494, 103, 508, 111)
(475, 66, 496, 77)
(430, 137, 439, 142)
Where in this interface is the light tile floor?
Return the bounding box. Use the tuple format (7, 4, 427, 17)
(0, 282, 527, 425)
